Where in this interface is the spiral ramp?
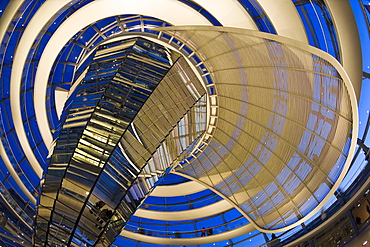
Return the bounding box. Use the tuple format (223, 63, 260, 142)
(0, 0, 367, 246)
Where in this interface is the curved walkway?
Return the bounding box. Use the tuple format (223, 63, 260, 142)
(150, 180, 207, 197)
(135, 199, 233, 221)
(119, 223, 255, 245)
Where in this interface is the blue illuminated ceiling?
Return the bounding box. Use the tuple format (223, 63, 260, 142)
(0, 1, 369, 247)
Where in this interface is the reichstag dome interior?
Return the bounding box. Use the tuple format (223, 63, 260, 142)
(0, 0, 370, 246)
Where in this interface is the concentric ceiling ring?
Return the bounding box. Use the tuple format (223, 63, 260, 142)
(0, 0, 363, 245)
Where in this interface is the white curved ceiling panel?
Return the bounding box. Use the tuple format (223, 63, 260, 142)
(10, 0, 73, 178)
(150, 181, 207, 197)
(193, 0, 257, 29)
(120, 223, 255, 245)
(134, 199, 233, 220)
(257, 0, 308, 43)
(324, 0, 362, 100)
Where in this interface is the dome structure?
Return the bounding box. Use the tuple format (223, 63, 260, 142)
(0, 1, 369, 247)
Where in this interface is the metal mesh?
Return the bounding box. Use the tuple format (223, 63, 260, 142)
(165, 27, 356, 231)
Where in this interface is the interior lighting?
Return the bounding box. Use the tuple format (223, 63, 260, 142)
(363, 240, 368, 245)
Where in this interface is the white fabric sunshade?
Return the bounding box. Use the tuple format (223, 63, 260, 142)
(163, 26, 358, 232)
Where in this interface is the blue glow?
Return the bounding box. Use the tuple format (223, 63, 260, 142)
(0, 0, 369, 246)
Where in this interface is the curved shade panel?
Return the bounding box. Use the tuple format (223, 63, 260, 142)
(162, 26, 358, 232)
